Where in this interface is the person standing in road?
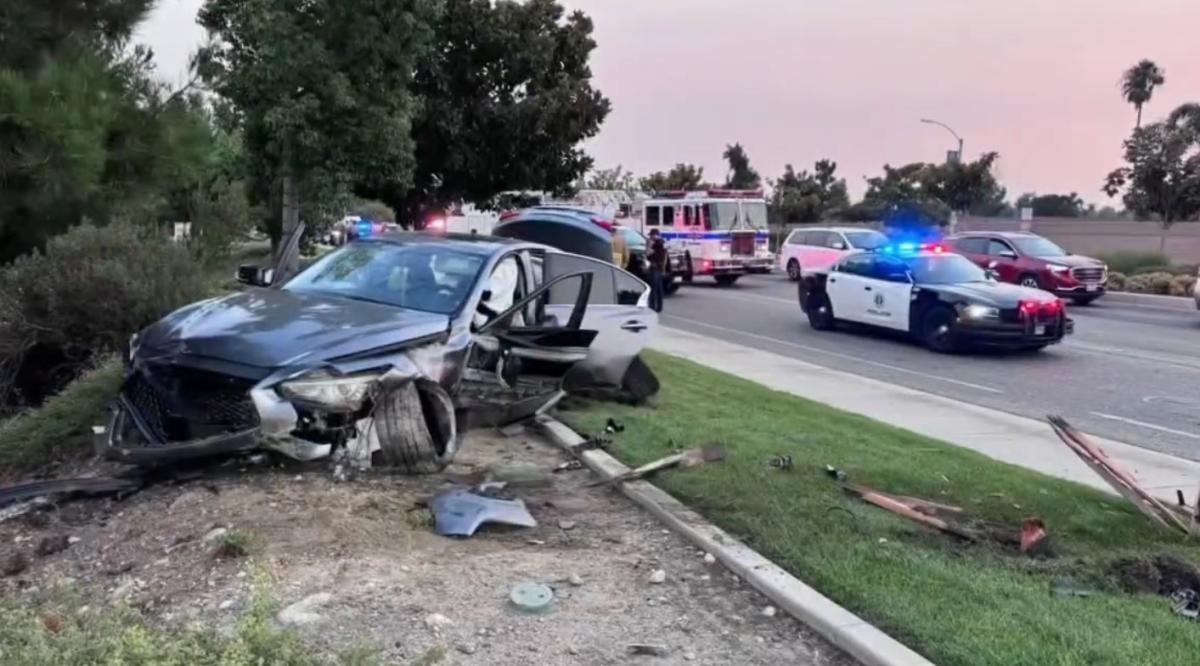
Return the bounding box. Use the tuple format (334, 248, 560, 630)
(647, 228, 667, 313)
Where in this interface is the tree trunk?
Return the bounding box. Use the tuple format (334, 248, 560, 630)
(278, 175, 301, 277)
(1136, 105, 1143, 129)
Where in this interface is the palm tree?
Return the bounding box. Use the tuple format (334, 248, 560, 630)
(1121, 60, 1166, 128)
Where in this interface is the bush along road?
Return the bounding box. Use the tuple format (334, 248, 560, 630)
(561, 351, 1200, 666)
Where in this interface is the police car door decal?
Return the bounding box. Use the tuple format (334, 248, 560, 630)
(864, 277, 913, 331)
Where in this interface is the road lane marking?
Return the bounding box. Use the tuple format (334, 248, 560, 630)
(1068, 341, 1200, 373)
(1089, 412, 1200, 440)
(662, 314, 1004, 394)
(680, 289, 796, 307)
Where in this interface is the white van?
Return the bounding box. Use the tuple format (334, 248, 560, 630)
(777, 227, 889, 281)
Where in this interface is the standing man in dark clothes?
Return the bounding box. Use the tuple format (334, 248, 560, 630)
(647, 228, 667, 313)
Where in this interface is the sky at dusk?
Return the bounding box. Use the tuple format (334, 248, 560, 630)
(139, 0, 1200, 202)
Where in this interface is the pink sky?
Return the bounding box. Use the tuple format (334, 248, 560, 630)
(142, 0, 1200, 201)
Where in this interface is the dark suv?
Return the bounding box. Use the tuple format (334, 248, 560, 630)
(945, 232, 1108, 304)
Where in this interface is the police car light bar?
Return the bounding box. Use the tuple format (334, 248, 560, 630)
(877, 242, 946, 255)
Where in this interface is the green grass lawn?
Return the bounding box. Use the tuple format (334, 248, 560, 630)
(562, 351, 1200, 666)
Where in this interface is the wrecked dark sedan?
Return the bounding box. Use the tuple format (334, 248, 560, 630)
(104, 233, 658, 472)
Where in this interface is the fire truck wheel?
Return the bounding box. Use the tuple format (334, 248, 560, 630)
(715, 275, 740, 286)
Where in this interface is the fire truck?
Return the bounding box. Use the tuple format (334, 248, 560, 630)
(635, 189, 773, 286)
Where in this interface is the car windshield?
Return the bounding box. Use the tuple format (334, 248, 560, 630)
(903, 254, 988, 284)
(619, 227, 646, 249)
(706, 201, 768, 229)
(844, 230, 888, 250)
(285, 242, 486, 314)
(1011, 236, 1067, 257)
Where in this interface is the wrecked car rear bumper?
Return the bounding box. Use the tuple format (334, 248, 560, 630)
(99, 399, 262, 465)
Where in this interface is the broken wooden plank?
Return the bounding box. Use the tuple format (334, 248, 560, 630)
(585, 445, 726, 488)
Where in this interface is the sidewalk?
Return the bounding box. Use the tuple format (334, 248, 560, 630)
(650, 326, 1200, 499)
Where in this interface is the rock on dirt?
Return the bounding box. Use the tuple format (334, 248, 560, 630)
(35, 535, 71, 557)
(201, 527, 229, 545)
(424, 613, 453, 634)
(277, 593, 333, 628)
(703, 553, 717, 565)
(761, 605, 777, 618)
(2, 552, 29, 577)
(648, 569, 667, 584)
(567, 572, 585, 587)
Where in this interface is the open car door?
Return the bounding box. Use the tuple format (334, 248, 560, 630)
(457, 270, 597, 426)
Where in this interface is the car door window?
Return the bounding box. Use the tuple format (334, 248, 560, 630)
(826, 233, 848, 250)
(952, 237, 987, 254)
(837, 254, 874, 277)
(806, 231, 830, 248)
(987, 239, 1016, 257)
(615, 270, 647, 305)
(872, 258, 911, 282)
(544, 253, 616, 305)
(785, 230, 801, 246)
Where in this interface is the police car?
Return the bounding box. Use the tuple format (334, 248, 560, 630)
(797, 243, 1074, 352)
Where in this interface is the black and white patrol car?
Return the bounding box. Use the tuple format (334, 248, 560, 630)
(797, 245, 1074, 352)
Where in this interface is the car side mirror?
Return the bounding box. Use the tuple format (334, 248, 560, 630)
(831, 242, 846, 250)
(236, 264, 274, 287)
(986, 269, 1000, 280)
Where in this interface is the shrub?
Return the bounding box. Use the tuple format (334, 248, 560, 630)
(1124, 271, 1174, 295)
(0, 223, 209, 406)
(1097, 250, 1171, 275)
(1106, 272, 1128, 291)
(0, 358, 122, 471)
(1169, 274, 1197, 297)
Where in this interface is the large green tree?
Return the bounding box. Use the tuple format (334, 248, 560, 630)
(390, 0, 610, 224)
(584, 165, 636, 192)
(198, 0, 438, 265)
(0, 0, 154, 71)
(1121, 59, 1166, 129)
(770, 160, 849, 224)
(640, 164, 710, 192)
(1104, 110, 1200, 237)
(722, 143, 761, 189)
(0, 1, 217, 262)
(848, 153, 1006, 224)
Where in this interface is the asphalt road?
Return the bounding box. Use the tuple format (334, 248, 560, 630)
(659, 274, 1200, 462)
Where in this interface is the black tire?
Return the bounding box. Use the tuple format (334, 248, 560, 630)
(807, 294, 836, 331)
(1072, 295, 1099, 306)
(663, 278, 680, 295)
(1018, 273, 1042, 290)
(714, 275, 740, 286)
(786, 259, 802, 282)
(922, 306, 959, 354)
(373, 381, 459, 474)
(620, 355, 661, 404)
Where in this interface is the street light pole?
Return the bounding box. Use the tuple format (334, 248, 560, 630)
(920, 118, 964, 164)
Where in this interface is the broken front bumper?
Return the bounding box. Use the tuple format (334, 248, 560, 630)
(100, 400, 261, 465)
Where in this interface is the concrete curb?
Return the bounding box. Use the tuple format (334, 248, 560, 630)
(1103, 291, 1195, 308)
(537, 416, 935, 666)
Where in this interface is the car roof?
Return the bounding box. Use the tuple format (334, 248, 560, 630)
(950, 231, 1037, 239)
(791, 227, 885, 234)
(367, 230, 525, 256)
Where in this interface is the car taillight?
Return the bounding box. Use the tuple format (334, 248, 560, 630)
(1019, 301, 1040, 317)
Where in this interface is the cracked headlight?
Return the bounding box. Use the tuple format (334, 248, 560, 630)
(963, 304, 999, 319)
(279, 371, 382, 411)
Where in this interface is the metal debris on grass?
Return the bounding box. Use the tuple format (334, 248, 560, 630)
(586, 445, 726, 488)
(767, 455, 794, 471)
(1049, 415, 1198, 537)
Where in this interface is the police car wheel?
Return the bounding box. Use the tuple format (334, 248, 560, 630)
(1019, 274, 1041, 289)
(922, 307, 959, 353)
(663, 278, 680, 295)
(786, 260, 801, 281)
(807, 295, 836, 331)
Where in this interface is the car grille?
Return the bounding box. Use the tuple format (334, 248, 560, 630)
(123, 365, 259, 443)
(1070, 266, 1105, 283)
(730, 233, 755, 257)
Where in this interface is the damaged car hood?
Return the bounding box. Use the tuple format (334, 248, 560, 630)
(138, 289, 450, 368)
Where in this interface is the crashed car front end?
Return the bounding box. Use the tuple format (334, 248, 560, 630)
(103, 332, 466, 472)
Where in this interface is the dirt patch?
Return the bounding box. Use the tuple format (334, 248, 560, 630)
(1110, 554, 1200, 596)
(1, 430, 853, 665)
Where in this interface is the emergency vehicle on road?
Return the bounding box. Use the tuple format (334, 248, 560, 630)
(797, 243, 1073, 353)
(636, 189, 773, 286)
